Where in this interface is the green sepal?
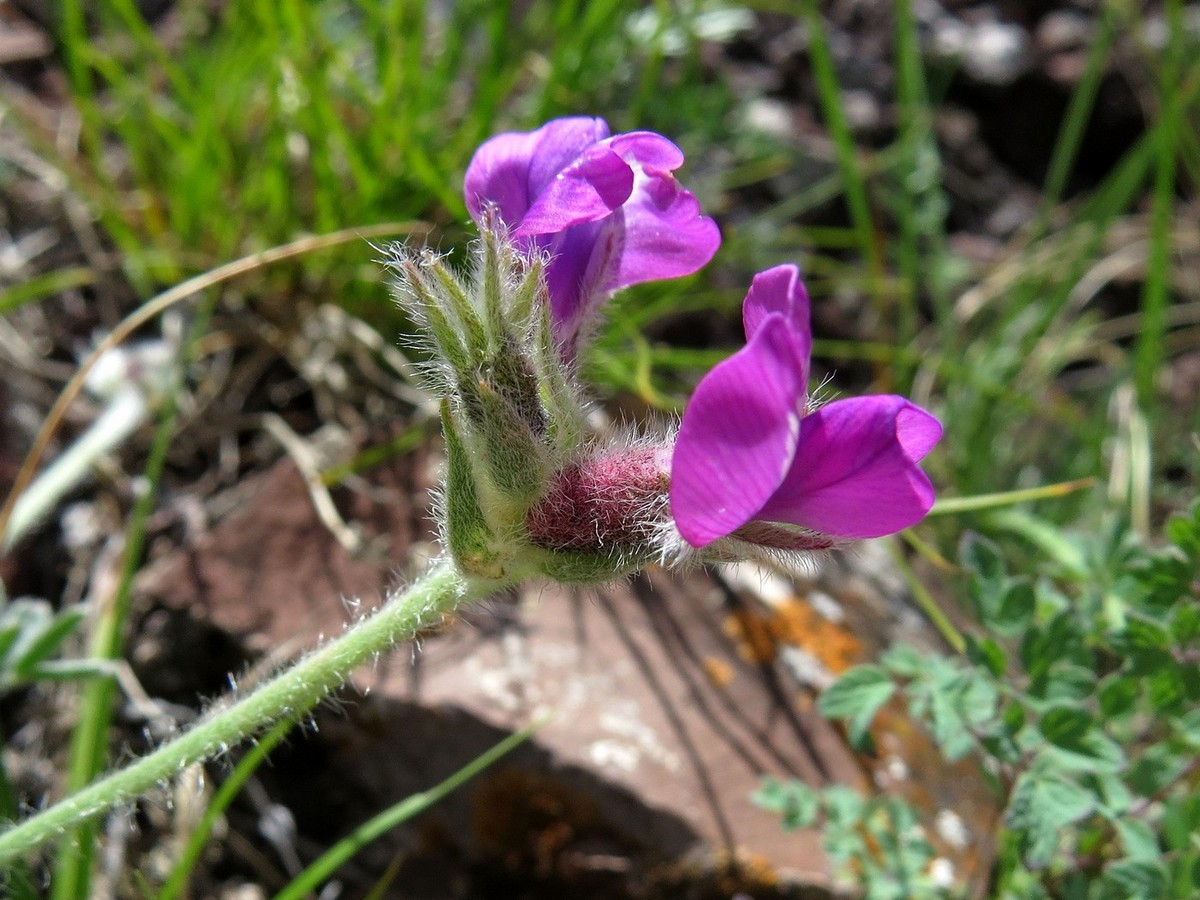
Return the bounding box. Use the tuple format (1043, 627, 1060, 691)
(531, 295, 584, 456)
(508, 253, 543, 332)
(426, 256, 489, 357)
(535, 546, 658, 584)
(401, 258, 474, 377)
(491, 333, 547, 436)
(456, 370, 547, 504)
(440, 400, 504, 580)
(479, 226, 508, 347)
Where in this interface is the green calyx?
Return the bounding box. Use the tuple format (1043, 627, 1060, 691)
(393, 228, 615, 581)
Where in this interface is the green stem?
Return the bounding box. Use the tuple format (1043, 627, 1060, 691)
(0, 560, 496, 866)
(801, 0, 886, 318)
(889, 541, 965, 654)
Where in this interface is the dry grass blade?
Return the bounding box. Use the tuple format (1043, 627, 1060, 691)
(0, 222, 429, 543)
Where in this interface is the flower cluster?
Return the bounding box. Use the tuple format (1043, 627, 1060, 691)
(393, 116, 940, 583)
(464, 117, 721, 359)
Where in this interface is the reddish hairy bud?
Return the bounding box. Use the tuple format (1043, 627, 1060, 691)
(526, 447, 670, 555)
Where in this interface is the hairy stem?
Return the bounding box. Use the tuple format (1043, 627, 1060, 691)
(0, 560, 496, 866)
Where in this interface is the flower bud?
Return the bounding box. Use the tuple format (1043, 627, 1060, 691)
(392, 225, 667, 583)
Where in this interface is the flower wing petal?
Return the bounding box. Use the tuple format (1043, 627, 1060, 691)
(539, 131, 720, 355)
(757, 396, 942, 539)
(671, 315, 806, 547)
(463, 117, 611, 227)
(600, 132, 720, 291)
(516, 145, 635, 235)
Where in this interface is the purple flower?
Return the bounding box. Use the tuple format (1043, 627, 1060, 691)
(464, 116, 720, 356)
(671, 265, 942, 548)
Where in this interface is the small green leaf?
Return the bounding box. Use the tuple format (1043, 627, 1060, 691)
(1043, 664, 1096, 704)
(1171, 602, 1200, 643)
(1102, 858, 1168, 896)
(1020, 616, 1067, 682)
(1147, 662, 1190, 713)
(880, 643, 925, 678)
(1128, 745, 1184, 797)
(966, 635, 1006, 678)
(1002, 700, 1026, 735)
(1164, 503, 1200, 556)
(958, 670, 1001, 729)
(1161, 792, 1200, 850)
(982, 700, 1025, 764)
(1121, 615, 1172, 651)
(960, 531, 1006, 583)
(1045, 730, 1127, 773)
(1007, 769, 1096, 869)
(1098, 674, 1139, 718)
(0, 623, 22, 672)
(751, 777, 818, 830)
(822, 785, 866, 829)
(961, 532, 1008, 622)
(818, 664, 895, 748)
(1188, 852, 1200, 898)
(1086, 771, 1132, 816)
(1039, 706, 1092, 747)
(1115, 818, 1159, 860)
(930, 689, 974, 761)
(992, 581, 1036, 636)
(11, 608, 85, 681)
(1176, 708, 1200, 747)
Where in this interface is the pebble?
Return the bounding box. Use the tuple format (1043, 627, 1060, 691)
(929, 16, 1032, 85)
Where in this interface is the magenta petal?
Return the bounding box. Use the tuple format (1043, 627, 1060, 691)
(607, 131, 686, 170)
(671, 316, 807, 547)
(606, 181, 721, 290)
(463, 117, 611, 227)
(740, 265, 811, 385)
(757, 396, 942, 539)
(742, 265, 810, 339)
(541, 131, 719, 354)
(516, 145, 634, 236)
(518, 130, 689, 239)
(599, 133, 719, 293)
(465, 119, 719, 360)
(543, 221, 608, 349)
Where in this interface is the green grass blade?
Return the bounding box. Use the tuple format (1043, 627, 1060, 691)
(51, 300, 215, 899)
(799, 0, 884, 315)
(272, 719, 545, 900)
(1134, 0, 1188, 412)
(0, 733, 38, 900)
(929, 479, 1097, 516)
(891, 0, 952, 377)
(157, 719, 296, 900)
(0, 268, 95, 317)
(1037, 8, 1116, 216)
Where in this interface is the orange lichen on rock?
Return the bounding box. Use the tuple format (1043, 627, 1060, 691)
(701, 655, 735, 687)
(723, 594, 864, 673)
(723, 607, 779, 665)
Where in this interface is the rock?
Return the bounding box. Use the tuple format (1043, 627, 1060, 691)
(132, 443, 996, 895)
(1035, 10, 1093, 84)
(929, 16, 1032, 86)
